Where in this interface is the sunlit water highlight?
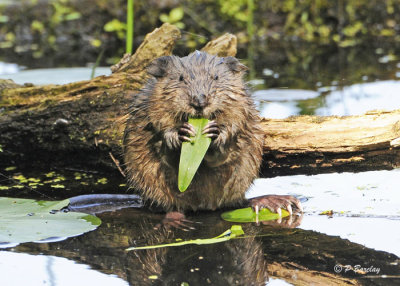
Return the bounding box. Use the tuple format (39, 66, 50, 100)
(247, 169, 400, 256)
(0, 251, 128, 286)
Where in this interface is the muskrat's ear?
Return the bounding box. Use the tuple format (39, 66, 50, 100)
(224, 57, 248, 73)
(147, 56, 172, 78)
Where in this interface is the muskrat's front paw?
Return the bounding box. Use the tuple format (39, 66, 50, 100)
(164, 129, 181, 149)
(202, 120, 220, 140)
(155, 211, 196, 231)
(178, 122, 196, 143)
(249, 195, 303, 217)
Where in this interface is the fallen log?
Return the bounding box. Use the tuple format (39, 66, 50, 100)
(260, 110, 400, 176)
(1, 23, 399, 178)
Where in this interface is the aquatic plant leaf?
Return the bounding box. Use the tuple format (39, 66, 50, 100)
(178, 118, 211, 192)
(126, 225, 244, 251)
(221, 207, 290, 223)
(0, 197, 101, 247)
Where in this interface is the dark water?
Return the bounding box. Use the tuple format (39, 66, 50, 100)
(247, 40, 400, 118)
(2, 207, 399, 286)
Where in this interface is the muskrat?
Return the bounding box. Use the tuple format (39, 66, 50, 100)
(123, 51, 302, 224)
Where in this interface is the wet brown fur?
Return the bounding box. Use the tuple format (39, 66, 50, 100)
(123, 51, 263, 212)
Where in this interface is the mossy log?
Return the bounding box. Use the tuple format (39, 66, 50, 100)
(1, 23, 400, 177)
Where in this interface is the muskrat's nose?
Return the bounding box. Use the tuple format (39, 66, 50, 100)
(191, 93, 207, 110)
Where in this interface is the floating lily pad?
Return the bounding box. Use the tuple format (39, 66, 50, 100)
(178, 118, 211, 192)
(0, 197, 101, 247)
(221, 207, 290, 223)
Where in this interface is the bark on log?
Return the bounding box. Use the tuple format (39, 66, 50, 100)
(260, 110, 400, 176)
(1, 23, 400, 177)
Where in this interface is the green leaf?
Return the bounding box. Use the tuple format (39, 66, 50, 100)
(178, 118, 211, 192)
(159, 13, 169, 23)
(0, 15, 9, 23)
(65, 12, 81, 21)
(4, 166, 16, 171)
(221, 207, 290, 223)
(104, 19, 126, 32)
(126, 225, 244, 251)
(175, 22, 185, 29)
(169, 7, 184, 23)
(31, 20, 44, 32)
(0, 197, 101, 246)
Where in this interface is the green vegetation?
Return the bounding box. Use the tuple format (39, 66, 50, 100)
(0, 197, 101, 246)
(178, 118, 211, 192)
(221, 207, 290, 223)
(90, 48, 104, 79)
(1, 0, 400, 67)
(104, 19, 126, 39)
(0, 168, 120, 195)
(126, 0, 134, 54)
(126, 225, 244, 251)
(159, 7, 184, 29)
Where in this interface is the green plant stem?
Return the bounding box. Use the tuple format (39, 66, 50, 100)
(126, 0, 134, 54)
(90, 48, 104, 80)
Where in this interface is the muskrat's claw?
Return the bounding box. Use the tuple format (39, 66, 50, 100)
(202, 120, 220, 140)
(257, 211, 303, 228)
(249, 195, 303, 217)
(178, 122, 196, 143)
(155, 211, 196, 231)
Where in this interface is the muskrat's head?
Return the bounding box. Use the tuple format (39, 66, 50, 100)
(146, 51, 249, 121)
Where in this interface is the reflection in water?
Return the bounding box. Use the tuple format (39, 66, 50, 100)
(250, 40, 400, 118)
(10, 208, 400, 285)
(130, 224, 269, 285)
(248, 169, 400, 256)
(0, 61, 19, 75)
(254, 89, 320, 101)
(254, 89, 320, 118)
(0, 251, 128, 286)
(0, 67, 111, 85)
(317, 80, 400, 116)
(258, 101, 300, 119)
(255, 80, 400, 118)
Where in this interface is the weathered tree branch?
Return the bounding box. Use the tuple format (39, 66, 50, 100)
(260, 110, 400, 176)
(1, 23, 399, 177)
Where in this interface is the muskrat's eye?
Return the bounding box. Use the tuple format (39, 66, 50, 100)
(213, 75, 219, 80)
(179, 74, 184, 81)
